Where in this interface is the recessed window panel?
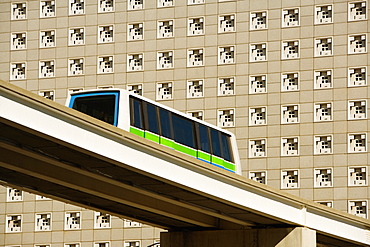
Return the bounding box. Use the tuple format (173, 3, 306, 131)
(145, 104, 159, 134)
(198, 124, 211, 153)
(172, 114, 196, 148)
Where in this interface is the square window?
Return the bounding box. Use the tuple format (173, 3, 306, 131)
(127, 84, 143, 96)
(250, 75, 266, 93)
(124, 219, 142, 228)
(315, 38, 332, 56)
(187, 80, 203, 98)
(218, 78, 234, 95)
(94, 242, 109, 247)
(218, 109, 234, 127)
(6, 215, 22, 232)
(314, 168, 332, 187)
(124, 241, 140, 247)
(65, 244, 80, 247)
(97, 85, 113, 89)
(7, 188, 23, 201)
(349, 167, 367, 186)
(98, 56, 114, 73)
(157, 51, 173, 69)
(99, 0, 114, 12)
(36, 195, 50, 200)
(348, 67, 367, 86)
(314, 70, 332, 89)
(219, 46, 234, 64)
(11, 32, 27, 50)
(314, 136, 332, 154)
(317, 201, 333, 208)
(158, 0, 173, 7)
(282, 8, 299, 27)
(70, 0, 84, 15)
(69, 28, 84, 45)
(250, 11, 267, 30)
(281, 170, 299, 188)
(188, 17, 204, 35)
(219, 15, 235, 32)
(282, 105, 299, 124)
(249, 171, 266, 183)
(128, 23, 143, 40)
(348, 34, 366, 53)
(282, 41, 299, 59)
(349, 201, 367, 218)
(315, 5, 333, 24)
(187, 111, 203, 120)
(250, 43, 266, 62)
(68, 58, 84, 76)
(158, 20, 173, 38)
(188, 0, 203, 4)
(249, 107, 266, 125)
(39, 60, 55, 78)
(127, 54, 143, 71)
(98, 25, 114, 43)
(94, 212, 111, 228)
(249, 140, 266, 158)
(281, 138, 299, 156)
(35, 213, 51, 231)
(40, 30, 55, 47)
(39, 91, 54, 100)
(188, 49, 203, 66)
(10, 62, 26, 80)
(348, 133, 367, 152)
(349, 1, 367, 21)
(281, 73, 299, 91)
(348, 100, 367, 119)
(157, 82, 172, 100)
(65, 212, 81, 230)
(314, 103, 332, 121)
(128, 0, 143, 10)
(12, 2, 27, 20)
(40, 1, 55, 18)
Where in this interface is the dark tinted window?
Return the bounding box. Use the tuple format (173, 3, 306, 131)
(172, 114, 196, 148)
(210, 129, 222, 157)
(159, 109, 172, 139)
(198, 124, 211, 153)
(145, 103, 159, 134)
(130, 98, 143, 129)
(73, 95, 116, 125)
(221, 133, 233, 162)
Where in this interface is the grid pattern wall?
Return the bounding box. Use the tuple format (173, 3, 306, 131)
(0, 187, 161, 247)
(0, 0, 369, 218)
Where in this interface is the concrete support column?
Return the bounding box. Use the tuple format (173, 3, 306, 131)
(160, 227, 316, 247)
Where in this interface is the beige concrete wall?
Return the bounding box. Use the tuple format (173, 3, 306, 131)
(0, 0, 369, 240)
(0, 186, 162, 247)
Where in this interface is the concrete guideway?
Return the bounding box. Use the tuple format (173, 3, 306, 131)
(0, 80, 369, 246)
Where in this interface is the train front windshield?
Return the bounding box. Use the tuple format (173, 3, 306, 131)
(71, 94, 118, 126)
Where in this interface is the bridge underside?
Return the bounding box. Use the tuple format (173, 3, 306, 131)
(0, 117, 282, 230)
(0, 117, 364, 247)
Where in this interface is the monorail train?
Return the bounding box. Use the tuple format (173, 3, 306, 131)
(66, 89, 241, 174)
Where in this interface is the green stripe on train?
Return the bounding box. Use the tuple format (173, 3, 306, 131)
(160, 137, 174, 148)
(198, 150, 211, 162)
(144, 132, 160, 143)
(211, 156, 224, 167)
(211, 156, 235, 171)
(130, 127, 144, 137)
(173, 143, 197, 157)
(223, 160, 236, 171)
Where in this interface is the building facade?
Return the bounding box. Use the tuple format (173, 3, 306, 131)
(1, 0, 370, 246)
